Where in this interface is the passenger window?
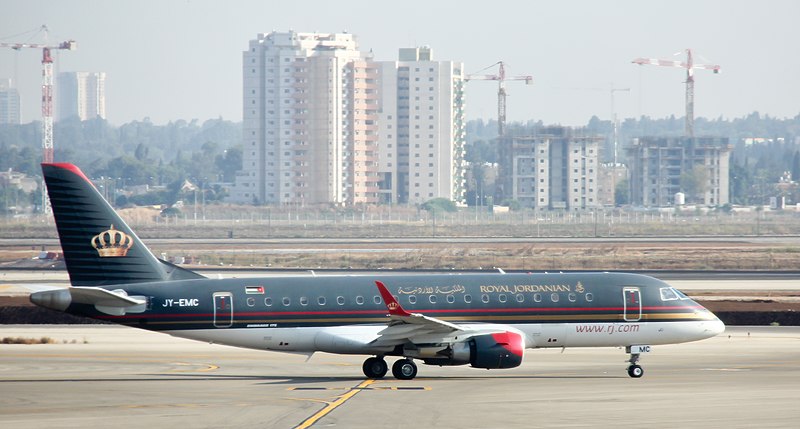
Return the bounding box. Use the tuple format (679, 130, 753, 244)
(550, 293, 559, 303)
(585, 293, 594, 302)
(318, 296, 326, 306)
(299, 296, 308, 306)
(498, 294, 507, 303)
(356, 296, 364, 305)
(282, 297, 291, 306)
(446, 295, 455, 304)
(429, 295, 437, 304)
(568, 293, 576, 303)
(515, 294, 524, 303)
(481, 294, 490, 303)
(265, 297, 273, 306)
(373, 296, 382, 305)
(408, 295, 417, 304)
(337, 296, 345, 305)
(533, 293, 542, 303)
(464, 294, 472, 303)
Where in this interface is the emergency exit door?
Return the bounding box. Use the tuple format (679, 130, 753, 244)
(623, 287, 641, 322)
(213, 292, 233, 328)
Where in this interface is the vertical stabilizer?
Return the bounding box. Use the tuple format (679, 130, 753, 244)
(42, 163, 204, 286)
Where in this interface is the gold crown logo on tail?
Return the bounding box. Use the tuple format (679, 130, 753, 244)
(91, 224, 134, 257)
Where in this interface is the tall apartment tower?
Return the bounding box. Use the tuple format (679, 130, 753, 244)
(56, 72, 106, 121)
(231, 31, 379, 206)
(499, 127, 601, 210)
(0, 79, 20, 125)
(376, 47, 466, 205)
(626, 136, 731, 207)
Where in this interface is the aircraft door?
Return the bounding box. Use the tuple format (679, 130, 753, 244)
(623, 287, 641, 322)
(213, 292, 233, 328)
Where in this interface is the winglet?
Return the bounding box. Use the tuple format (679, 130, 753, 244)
(374, 281, 412, 317)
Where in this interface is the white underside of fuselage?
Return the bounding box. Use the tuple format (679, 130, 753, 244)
(163, 319, 724, 356)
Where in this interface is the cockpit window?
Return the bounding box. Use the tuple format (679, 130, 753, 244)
(660, 287, 686, 301)
(674, 288, 691, 300)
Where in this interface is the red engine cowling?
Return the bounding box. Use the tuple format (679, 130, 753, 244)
(470, 332, 525, 369)
(422, 331, 525, 369)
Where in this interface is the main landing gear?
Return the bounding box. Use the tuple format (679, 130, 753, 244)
(362, 356, 418, 380)
(362, 356, 388, 379)
(392, 358, 418, 380)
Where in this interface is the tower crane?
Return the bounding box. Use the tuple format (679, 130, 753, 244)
(632, 49, 720, 137)
(1, 25, 76, 213)
(466, 61, 533, 136)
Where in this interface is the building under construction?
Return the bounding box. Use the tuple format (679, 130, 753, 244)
(625, 136, 731, 207)
(498, 126, 602, 211)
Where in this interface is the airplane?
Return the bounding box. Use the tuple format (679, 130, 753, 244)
(29, 162, 725, 380)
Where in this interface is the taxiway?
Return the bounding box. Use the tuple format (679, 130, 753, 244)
(1, 325, 798, 428)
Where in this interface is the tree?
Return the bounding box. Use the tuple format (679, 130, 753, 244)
(501, 199, 521, 211)
(615, 178, 630, 206)
(215, 146, 242, 182)
(420, 198, 457, 213)
(680, 164, 709, 203)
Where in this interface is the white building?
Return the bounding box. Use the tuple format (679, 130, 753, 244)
(56, 72, 106, 121)
(0, 79, 20, 125)
(376, 47, 466, 205)
(231, 31, 379, 206)
(500, 127, 601, 210)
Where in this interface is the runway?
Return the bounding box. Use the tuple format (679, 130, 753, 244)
(1, 325, 798, 428)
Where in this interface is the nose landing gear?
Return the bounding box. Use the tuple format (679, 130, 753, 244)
(625, 345, 646, 378)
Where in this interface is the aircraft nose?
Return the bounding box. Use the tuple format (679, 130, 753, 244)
(708, 317, 726, 336)
(700, 315, 725, 339)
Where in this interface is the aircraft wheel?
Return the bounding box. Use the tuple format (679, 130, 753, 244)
(362, 357, 388, 379)
(627, 364, 644, 378)
(391, 359, 418, 380)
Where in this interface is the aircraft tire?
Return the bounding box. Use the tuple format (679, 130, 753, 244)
(362, 357, 388, 379)
(627, 364, 644, 378)
(391, 359, 418, 380)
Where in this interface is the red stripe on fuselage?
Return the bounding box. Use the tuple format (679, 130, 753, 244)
(95, 304, 704, 320)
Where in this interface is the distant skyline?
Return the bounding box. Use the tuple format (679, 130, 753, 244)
(1, 0, 798, 126)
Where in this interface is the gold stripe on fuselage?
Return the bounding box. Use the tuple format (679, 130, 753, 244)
(138, 312, 712, 326)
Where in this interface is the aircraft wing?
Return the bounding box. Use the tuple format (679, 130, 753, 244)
(371, 281, 497, 347)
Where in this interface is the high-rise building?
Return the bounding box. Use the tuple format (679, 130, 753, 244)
(0, 79, 20, 125)
(498, 127, 601, 210)
(56, 72, 106, 121)
(230, 31, 379, 205)
(376, 47, 466, 205)
(626, 136, 731, 207)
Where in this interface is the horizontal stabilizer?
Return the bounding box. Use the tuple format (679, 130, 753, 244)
(30, 286, 146, 316)
(70, 287, 146, 307)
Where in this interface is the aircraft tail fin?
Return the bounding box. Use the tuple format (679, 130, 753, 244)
(42, 163, 205, 286)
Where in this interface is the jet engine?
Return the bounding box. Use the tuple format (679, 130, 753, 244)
(422, 332, 524, 369)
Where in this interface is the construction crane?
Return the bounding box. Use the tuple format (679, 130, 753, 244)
(632, 49, 720, 137)
(1, 25, 76, 213)
(466, 61, 533, 136)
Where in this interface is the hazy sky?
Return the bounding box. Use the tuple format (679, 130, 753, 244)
(2, 0, 798, 126)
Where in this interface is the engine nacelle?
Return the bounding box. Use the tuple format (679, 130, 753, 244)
(422, 332, 524, 369)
